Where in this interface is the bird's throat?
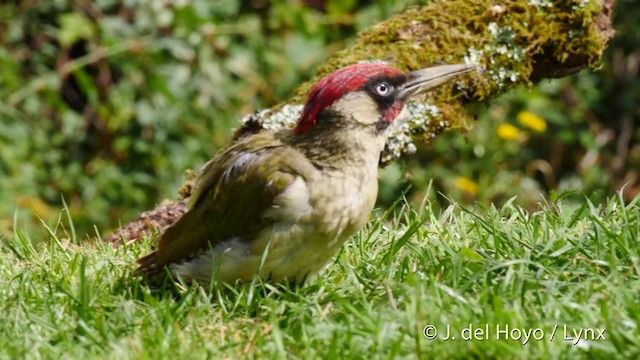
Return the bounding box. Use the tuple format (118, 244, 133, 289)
(288, 127, 385, 172)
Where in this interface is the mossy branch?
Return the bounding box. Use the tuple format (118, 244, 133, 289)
(106, 0, 615, 244)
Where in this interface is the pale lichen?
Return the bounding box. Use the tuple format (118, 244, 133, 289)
(239, 100, 451, 164)
(241, 104, 302, 131)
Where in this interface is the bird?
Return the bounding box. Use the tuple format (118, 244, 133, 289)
(134, 62, 474, 286)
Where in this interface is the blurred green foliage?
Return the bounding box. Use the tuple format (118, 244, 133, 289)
(0, 0, 415, 238)
(378, 0, 639, 211)
(0, 0, 637, 239)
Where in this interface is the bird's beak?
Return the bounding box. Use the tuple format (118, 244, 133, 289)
(398, 63, 475, 100)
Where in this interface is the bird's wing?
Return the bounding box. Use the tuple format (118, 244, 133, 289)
(135, 131, 316, 275)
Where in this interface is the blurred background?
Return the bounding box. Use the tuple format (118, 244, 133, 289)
(0, 0, 637, 240)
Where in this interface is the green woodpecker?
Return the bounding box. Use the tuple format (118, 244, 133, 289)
(135, 62, 473, 285)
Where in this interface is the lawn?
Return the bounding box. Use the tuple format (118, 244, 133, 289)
(1, 193, 638, 359)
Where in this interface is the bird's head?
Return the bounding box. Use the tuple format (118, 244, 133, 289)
(294, 62, 474, 135)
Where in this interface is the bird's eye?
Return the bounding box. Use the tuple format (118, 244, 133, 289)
(375, 82, 392, 96)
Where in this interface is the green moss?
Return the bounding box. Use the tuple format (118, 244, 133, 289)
(245, 0, 610, 163)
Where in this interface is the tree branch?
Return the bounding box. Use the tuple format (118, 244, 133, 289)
(105, 0, 615, 244)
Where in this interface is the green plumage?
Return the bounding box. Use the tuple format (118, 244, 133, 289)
(136, 130, 317, 276)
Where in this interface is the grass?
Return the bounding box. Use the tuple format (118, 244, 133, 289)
(1, 193, 639, 359)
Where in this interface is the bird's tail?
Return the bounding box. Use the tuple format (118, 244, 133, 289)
(133, 251, 162, 277)
(133, 208, 209, 278)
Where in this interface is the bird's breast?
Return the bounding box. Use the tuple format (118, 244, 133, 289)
(257, 167, 378, 281)
(307, 168, 378, 238)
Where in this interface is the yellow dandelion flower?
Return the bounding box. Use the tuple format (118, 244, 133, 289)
(17, 196, 52, 218)
(497, 123, 521, 140)
(454, 176, 479, 196)
(517, 111, 547, 132)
